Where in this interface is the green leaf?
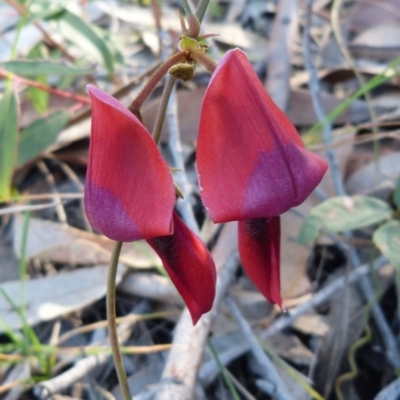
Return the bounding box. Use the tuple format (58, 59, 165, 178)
(394, 176, 400, 209)
(0, 90, 19, 202)
(373, 221, 400, 268)
(298, 196, 392, 244)
(27, 75, 49, 113)
(2, 60, 96, 76)
(18, 111, 70, 167)
(54, 9, 114, 74)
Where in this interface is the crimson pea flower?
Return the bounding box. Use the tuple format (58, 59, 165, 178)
(196, 49, 328, 307)
(85, 85, 216, 324)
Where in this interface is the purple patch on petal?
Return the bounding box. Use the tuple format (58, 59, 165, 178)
(244, 143, 324, 218)
(85, 183, 142, 242)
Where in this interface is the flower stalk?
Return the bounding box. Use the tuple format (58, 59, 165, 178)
(128, 51, 187, 115)
(106, 241, 132, 400)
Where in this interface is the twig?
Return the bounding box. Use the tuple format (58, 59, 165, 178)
(0, 201, 62, 216)
(303, 0, 344, 196)
(199, 256, 389, 384)
(256, 380, 277, 397)
(225, 295, 292, 400)
(266, 0, 299, 111)
(303, 0, 400, 369)
(0, 68, 91, 104)
(166, 75, 199, 235)
(374, 377, 400, 400)
(154, 223, 239, 400)
(331, 0, 380, 149)
(5, 0, 76, 61)
(153, 28, 238, 400)
(44, 155, 92, 232)
(33, 307, 136, 398)
(348, 249, 400, 368)
(36, 161, 67, 224)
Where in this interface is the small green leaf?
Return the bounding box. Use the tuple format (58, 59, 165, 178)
(2, 60, 96, 76)
(298, 196, 392, 244)
(394, 176, 400, 209)
(54, 9, 114, 74)
(27, 75, 49, 113)
(0, 90, 19, 202)
(18, 111, 70, 167)
(373, 220, 400, 268)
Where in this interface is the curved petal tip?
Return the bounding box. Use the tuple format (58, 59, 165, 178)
(148, 212, 217, 324)
(238, 217, 282, 307)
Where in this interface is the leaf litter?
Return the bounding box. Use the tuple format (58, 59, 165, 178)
(0, 0, 400, 399)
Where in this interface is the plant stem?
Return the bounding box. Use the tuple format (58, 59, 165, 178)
(189, 51, 217, 73)
(0, 68, 91, 104)
(152, 74, 177, 144)
(195, 0, 210, 23)
(107, 241, 132, 400)
(180, 0, 192, 17)
(128, 51, 187, 114)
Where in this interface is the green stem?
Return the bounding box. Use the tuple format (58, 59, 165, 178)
(195, 0, 210, 23)
(152, 75, 177, 144)
(128, 51, 187, 114)
(107, 241, 132, 400)
(181, 0, 192, 17)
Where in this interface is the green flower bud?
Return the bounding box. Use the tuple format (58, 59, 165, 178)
(169, 63, 195, 81)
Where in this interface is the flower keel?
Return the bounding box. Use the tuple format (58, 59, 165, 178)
(238, 217, 282, 307)
(148, 212, 217, 324)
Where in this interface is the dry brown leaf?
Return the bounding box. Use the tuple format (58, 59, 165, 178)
(348, 0, 400, 34)
(280, 205, 313, 300)
(287, 89, 369, 126)
(266, 333, 315, 366)
(349, 22, 400, 60)
(292, 313, 330, 336)
(345, 152, 400, 195)
(119, 272, 182, 304)
(13, 216, 161, 268)
(0, 265, 126, 332)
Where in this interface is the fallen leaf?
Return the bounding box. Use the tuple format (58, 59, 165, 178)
(13, 216, 161, 268)
(0, 264, 126, 332)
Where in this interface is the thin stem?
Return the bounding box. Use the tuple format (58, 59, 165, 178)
(128, 52, 187, 113)
(331, 0, 380, 182)
(195, 0, 210, 23)
(189, 51, 217, 73)
(181, 0, 192, 17)
(303, 0, 345, 196)
(207, 340, 241, 400)
(6, 0, 75, 61)
(0, 68, 91, 104)
(107, 241, 132, 400)
(152, 74, 177, 144)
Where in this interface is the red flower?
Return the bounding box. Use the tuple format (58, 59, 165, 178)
(148, 211, 216, 324)
(85, 84, 175, 242)
(197, 49, 328, 307)
(85, 85, 216, 323)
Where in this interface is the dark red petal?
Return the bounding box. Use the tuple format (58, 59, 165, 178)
(147, 212, 216, 324)
(238, 217, 282, 307)
(84, 85, 175, 242)
(197, 49, 328, 223)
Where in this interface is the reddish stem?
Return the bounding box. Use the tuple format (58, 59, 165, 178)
(5, 0, 76, 61)
(0, 68, 91, 104)
(189, 51, 217, 73)
(128, 51, 187, 113)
